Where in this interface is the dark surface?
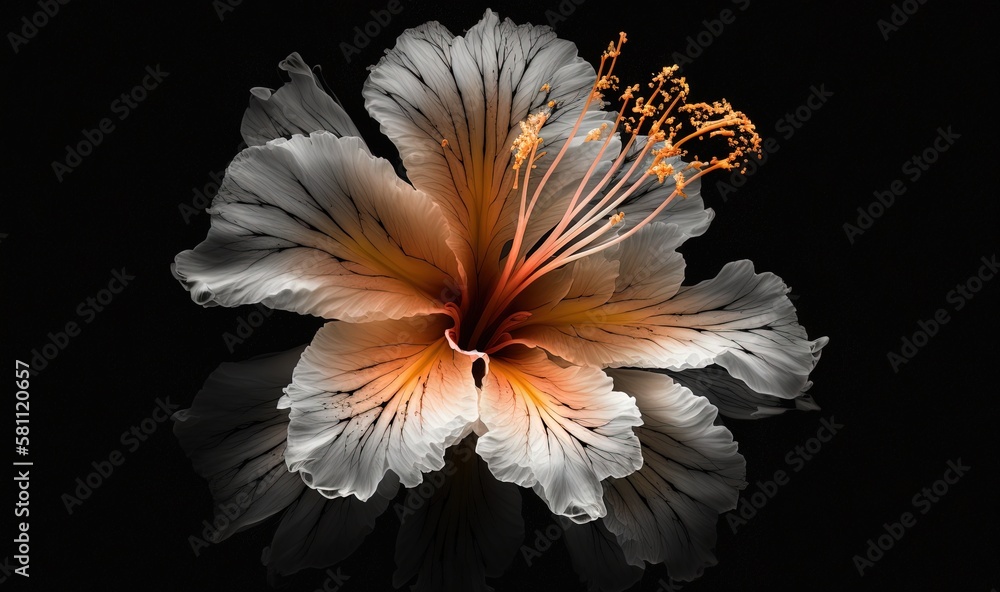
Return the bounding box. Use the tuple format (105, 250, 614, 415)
(5, 0, 998, 590)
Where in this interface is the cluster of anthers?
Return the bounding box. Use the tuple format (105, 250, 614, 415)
(461, 33, 761, 354)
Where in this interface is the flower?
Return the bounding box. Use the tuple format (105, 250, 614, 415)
(172, 9, 826, 582)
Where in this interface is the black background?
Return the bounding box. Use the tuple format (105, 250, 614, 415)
(5, 0, 999, 590)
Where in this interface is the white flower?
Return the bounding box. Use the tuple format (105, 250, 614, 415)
(173, 9, 826, 579)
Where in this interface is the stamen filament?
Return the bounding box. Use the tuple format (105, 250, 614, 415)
(521, 78, 687, 276)
(492, 162, 730, 322)
(531, 162, 727, 275)
(468, 33, 628, 347)
(462, 32, 760, 355)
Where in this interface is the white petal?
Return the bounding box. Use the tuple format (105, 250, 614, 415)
(264, 472, 399, 578)
(363, 10, 608, 287)
(281, 315, 479, 501)
(602, 369, 746, 580)
(657, 261, 829, 397)
(665, 366, 821, 420)
(516, 236, 828, 398)
(512, 221, 683, 356)
(172, 347, 308, 542)
(241, 53, 363, 147)
(476, 348, 642, 523)
(511, 244, 619, 326)
(173, 132, 460, 322)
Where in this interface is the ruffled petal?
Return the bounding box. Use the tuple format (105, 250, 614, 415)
(241, 53, 363, 147)
(602, 369, 746, 581)
(280, 315, 479, 500)
(173, 133, 460, 322)
(172, 347, 308, 542)
(515, 230, 828, 398)
(476, 347, 642, 523)
(665, 366, 820, 420)
(657, 261, 828, 398)
(363, 9, 608, 288)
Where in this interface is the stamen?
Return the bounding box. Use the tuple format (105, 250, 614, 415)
(584, 123, 609, 142)
(647, 161, 674, 183)
(510, 111, 548, 190)
(471, 31, 761, 352)
(469, 36, 628, 346)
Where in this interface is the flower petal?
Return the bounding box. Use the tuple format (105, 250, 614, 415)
(280, 315, 479, 500)
(660, 261, 828, 398)
(476, 347, 643, 523)
(516, 232, 828, 398)
(263, 472, 400, 579)
(241, 53, 363, 147)
(602, 369, 746, 581)
(562, 519, 644, 592)
(393, 436, 523, 592)
(511, 221, 682, 348)
(172, 347, 308, 542)
(363, 9, 607, 286)
(173, 132, 460, 322)
(511, 243, 619, 327)
(664, 366, 821, 420)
